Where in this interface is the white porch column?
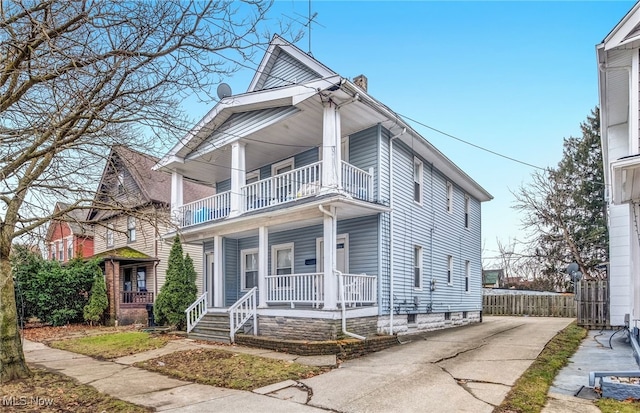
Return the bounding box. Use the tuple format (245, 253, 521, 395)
(213, 235, 224, 307)
(322, 205, 338, 310)
(229, 142, 246, 217)
(258, 226, 269, 308)
(170, 171, 184, 224)
(320, 101, 342, 194)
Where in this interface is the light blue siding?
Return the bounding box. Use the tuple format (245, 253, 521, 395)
(224, 238, 239, 306)
(259, 50, 321, 90)
(349, 126, 379, 201)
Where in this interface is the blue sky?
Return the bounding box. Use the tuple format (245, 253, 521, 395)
(185, 1, 636, 265)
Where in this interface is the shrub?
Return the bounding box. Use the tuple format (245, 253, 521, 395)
(84, 264, 108, 325)
(154, 237, 197, 330)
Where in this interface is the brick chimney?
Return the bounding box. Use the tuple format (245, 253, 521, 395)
(353, 74, 368, 92)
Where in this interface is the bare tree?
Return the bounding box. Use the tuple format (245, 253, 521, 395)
(0, 0, 292, 382)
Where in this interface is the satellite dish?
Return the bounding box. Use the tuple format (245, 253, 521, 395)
(217, 83, 232, 99)
(566, 263, 579, 275)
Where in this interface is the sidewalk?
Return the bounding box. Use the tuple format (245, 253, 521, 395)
(23, 338, 334, 412)
(543, 329, 638, 413)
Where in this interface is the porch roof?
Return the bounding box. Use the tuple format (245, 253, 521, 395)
(169, 193, 389, 243)
(91, 247, 158, 263)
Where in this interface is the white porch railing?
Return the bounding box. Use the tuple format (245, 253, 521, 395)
(265, 272, 324, 305)
(229, 287, 257, 342)
(243, 162, 322, 212)
(178, 191, 231, 227)
(185, 292, 207, 333)
(341, 162, 373, 201)
(339, 273, 377, 306)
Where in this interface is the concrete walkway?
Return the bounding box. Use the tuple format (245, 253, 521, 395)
(24, 316, 576, 412)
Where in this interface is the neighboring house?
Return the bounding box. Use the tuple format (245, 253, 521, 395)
(156, 35, 492, 342)
(598, 2, 640, 329)
(45, 202, 94, 263)
(482, 269, 503, 288)
(88, 145, 215, 325)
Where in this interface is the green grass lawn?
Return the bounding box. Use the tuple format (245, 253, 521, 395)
(134, 348, 329, 391)
(50, 331, 172, 359)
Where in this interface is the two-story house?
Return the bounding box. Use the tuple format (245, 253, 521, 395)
(45, 202, 94, 262)
(88, 145, 215, 325)
(598, 2, 640, 333)
(156, 35, 492, 342)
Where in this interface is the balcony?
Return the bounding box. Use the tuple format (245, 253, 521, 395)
(178, 161, 373, 228)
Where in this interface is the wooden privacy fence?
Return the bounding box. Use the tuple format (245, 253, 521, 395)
(576, 280, 609, 329)
(483, 293, 577, 318)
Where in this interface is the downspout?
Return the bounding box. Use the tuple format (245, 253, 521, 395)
(388, 128, 406, 335)
(336, 270, 366, 340)
(318, 205, 364, 340)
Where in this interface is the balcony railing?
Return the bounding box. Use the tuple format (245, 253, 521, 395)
(342, 162, 373, 202)
(121, 291, 154, 305)
(243, 161, 322, 212)
(178, 191, 231, 227)
(176, 161, 374, 228)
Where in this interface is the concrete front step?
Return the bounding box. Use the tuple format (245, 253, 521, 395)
(188, 312, 232, 344)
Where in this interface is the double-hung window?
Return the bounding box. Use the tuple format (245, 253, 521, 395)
(127, 217, 136, 242)
(272, 158, 294, 203)
(447, 255, 453, 285)
(272, 243, 293, 289)
(241, 249, 258, 290)
(414, 246, 423, 289)
(137, 267, 147, 291)
(446, 182, 453, 213)
(464, 195, 470, 229)
(465, 260, 470, 293)
(414, 158, 423, 204)
(67, 237, 73, 260)
(106, 224, 114, 248)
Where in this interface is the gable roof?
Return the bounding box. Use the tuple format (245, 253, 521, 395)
(157, 36, 492, 202)
(46, 201, 93, 241)
(600, 2, 640, 51)
(90, 145, 215, 221)
(247, 35, 337, 92)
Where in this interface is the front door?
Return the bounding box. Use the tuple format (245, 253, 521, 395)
(317, 234, 349, 273)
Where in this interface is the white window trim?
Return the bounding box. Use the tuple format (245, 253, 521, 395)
(127, 216, 136, 243)
(106, 224, 114, 248)
(465, 260, 470, 293)
(464, 195, 470, 229)
(447, 255, 453, 286)
(271, 242, 294, 276)
(414, 245, 423, 290)
(245, 170, 260, 184)
(67, 236, 74, 260)
(446, 181, 453, 214)
(241, 248, 259, 291)
(315, 234, 350, 273)
(414, 157, 423, 205)
(271, 157, 294, 176)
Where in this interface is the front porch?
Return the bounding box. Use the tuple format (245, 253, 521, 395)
(177, 161, 373, 229)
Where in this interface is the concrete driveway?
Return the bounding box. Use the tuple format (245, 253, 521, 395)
(265, 316, 574, 413)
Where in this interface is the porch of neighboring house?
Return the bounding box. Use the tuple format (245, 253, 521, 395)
(98, 248, 157, 325)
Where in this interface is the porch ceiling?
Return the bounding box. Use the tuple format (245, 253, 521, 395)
(175, 194, 389, 243)
(177, 92, 390, 186)
(612, 155, 640, 204)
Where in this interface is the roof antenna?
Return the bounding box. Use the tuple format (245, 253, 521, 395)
(307, 0, 317, 55)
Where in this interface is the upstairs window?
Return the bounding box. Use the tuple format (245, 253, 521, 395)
(447, 255, 453, 285)
(446, 182, 453, 213)
(464, 195, 470, 228)
(127, 217, 136, 242)
(117, 172, 125, 194)
(414, 158, 423, 204)
(106, 224, 114, 248)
